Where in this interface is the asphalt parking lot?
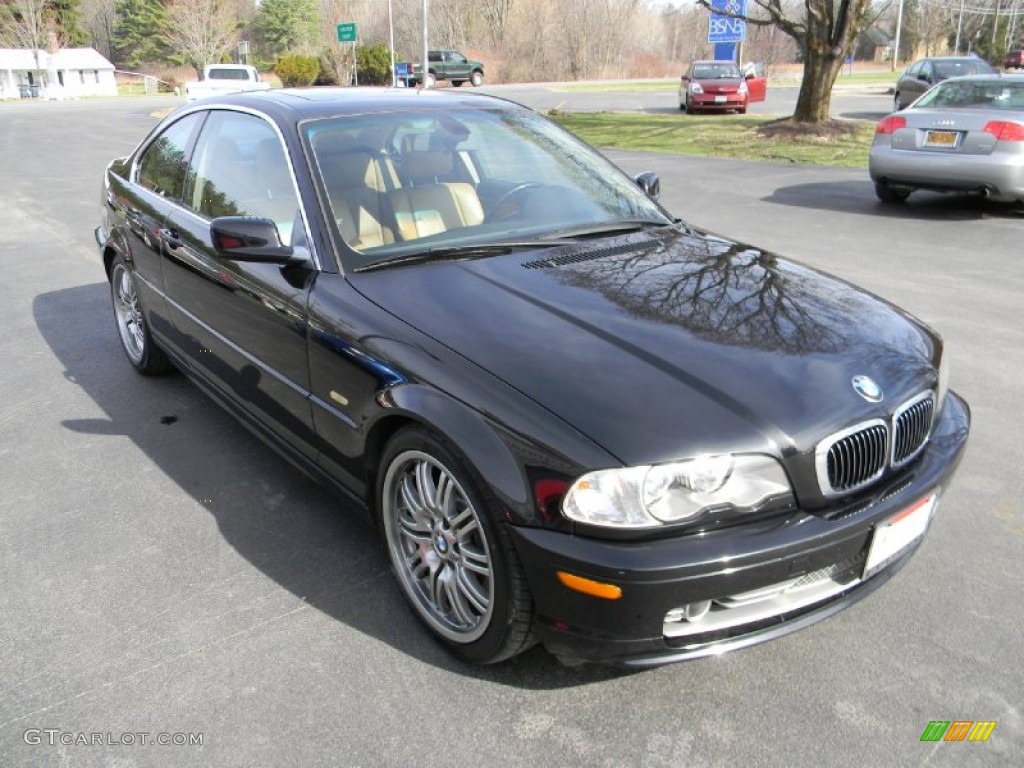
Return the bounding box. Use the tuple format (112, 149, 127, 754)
(0, 94, 1021, 767)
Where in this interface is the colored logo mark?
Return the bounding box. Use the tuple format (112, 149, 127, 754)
(920, 720, 997, 742)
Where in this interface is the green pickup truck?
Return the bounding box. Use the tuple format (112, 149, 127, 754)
(408, 50, 485, 87)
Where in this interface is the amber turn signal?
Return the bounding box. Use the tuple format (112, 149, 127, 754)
(556, 571, 623, 600)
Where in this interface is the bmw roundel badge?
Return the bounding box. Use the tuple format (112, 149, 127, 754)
(852, 375, 883, 403)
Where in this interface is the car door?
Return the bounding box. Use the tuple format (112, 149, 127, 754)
(744, 62, 767, 103)
(448, 52, 471, 81)
(160, 108, 319, 459)
(110, 112, 206, 346)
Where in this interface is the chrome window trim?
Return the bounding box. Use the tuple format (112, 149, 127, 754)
(129, 103, 322, 271)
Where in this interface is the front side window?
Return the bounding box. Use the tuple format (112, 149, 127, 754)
(188, 111, 300, 245)
(136, 112, 205, 201)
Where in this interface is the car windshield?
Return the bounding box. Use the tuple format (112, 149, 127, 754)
(692, 63, 742, 79)
(915, 79, 1024, 109)
(932, 60, 994, 79)
(303, 107, 671, 270)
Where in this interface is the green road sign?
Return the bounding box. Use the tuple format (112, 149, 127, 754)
(337, 22, 357, 43)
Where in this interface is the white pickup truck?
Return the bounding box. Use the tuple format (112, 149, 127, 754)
(184, 64, 271, 101)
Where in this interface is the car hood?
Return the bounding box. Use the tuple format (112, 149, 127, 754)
(349, 229, 939, 468)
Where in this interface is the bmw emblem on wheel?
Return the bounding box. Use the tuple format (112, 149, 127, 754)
(852, 375, 884, 403)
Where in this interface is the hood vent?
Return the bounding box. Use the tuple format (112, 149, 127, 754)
(521, 239, 658, 270)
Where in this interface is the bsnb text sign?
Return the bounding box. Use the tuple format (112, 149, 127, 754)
(708, 0, 747, 44)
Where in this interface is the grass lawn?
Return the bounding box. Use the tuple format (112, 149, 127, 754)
(549, 112, 876, 168)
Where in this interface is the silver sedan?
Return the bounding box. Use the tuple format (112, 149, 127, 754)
(869, 74, 1024, 204)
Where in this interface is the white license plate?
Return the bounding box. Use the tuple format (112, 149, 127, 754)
(863, 494, 937, 579)
(714, 95, 727, 103)
(924, 130, 959, 148)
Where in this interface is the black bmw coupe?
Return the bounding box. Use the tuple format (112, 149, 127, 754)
(96, 88, 969, 666)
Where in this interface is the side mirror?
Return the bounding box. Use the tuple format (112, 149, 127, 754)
(210, 216, 304, 264)
(917, 73, 930, 82)
(634, 172, 660, 200)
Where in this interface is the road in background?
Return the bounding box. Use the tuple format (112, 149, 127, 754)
(477, 79, 893, 121)
(0, 95, 1019, 767)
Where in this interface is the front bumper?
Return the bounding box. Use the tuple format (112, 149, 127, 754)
(688, 94, 746, 111)
(510, 392, 970, 666)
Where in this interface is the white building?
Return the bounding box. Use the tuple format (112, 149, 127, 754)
(0, 47, 118, 100)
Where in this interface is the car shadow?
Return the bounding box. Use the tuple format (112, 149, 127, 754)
(763, 179, 1024, 220)
(33, 282, 637, 689)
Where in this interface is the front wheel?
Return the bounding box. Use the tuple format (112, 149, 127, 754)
(470, 70, 484, 87)
(378, 428, 535, 663)
(894, 93, 904, 111)
(425, 72, 437, 88)
(110, 255, 172, 374)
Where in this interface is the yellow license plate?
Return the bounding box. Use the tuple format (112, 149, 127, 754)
(924, 130, 959, 148)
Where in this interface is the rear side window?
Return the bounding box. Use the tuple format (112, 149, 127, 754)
(137, 113, 205, 200)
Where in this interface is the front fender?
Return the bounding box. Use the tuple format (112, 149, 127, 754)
(378, 383, 532, 522)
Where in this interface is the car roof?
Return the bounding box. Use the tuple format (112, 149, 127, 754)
(918, 56, 993, 63)
(188, 87, 520, 123)
(932, 73, 1024, 82)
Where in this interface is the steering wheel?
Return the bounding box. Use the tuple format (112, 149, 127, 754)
(485, 182, 544, 222)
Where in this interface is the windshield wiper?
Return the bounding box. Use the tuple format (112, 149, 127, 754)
(355, 240, 569, 273)
(539, 219, 674, 241)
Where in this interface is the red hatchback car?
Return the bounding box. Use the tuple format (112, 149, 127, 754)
(679, 60, 767, 114)
(1005, 49, 1024, 69)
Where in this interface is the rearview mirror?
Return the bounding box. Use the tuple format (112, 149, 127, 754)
(210, 217, 305, 265)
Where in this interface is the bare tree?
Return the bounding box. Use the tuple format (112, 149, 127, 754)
(163, 0, 238, 77)
(80, 0, 117, 59)
(0, 0, 53, 77)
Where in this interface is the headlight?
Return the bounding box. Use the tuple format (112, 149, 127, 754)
(690, 83, 704, 94)
(562, 455, 793, 529)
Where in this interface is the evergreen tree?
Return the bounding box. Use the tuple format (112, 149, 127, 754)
(253, 0, 317, 60)
(52, 0, 89, 45)
(111, 0, 169, 67)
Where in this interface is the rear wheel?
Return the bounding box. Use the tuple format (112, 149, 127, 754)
(378, 427, 536, 664)
(110, 255, 172, 375)
(452, 80, 464, 87)
(875, 182, 911, 204)
(425, 72, 437, 88)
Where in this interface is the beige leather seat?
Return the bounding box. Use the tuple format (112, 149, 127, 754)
(388, 151, 484, 241)
(317, 145, 396, 251)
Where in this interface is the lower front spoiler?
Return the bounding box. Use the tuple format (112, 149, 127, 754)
(533, 543, 916, 668)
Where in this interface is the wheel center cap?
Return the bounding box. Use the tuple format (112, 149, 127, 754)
(434, 534, 448, 554)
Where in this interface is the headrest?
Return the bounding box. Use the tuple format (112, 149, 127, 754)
(404, 151, 453, 182)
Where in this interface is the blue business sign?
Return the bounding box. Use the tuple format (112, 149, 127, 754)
(708, 0, 748, 44)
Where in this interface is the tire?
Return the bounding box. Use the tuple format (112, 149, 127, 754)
(452, 80, 464, 87)
(894, 93, 903, 111)
(425, 72, 437, 88)
(109, 255, 172, 374)
(738, 106, 747, 115)
(874, 181, 911, 204)
(378, 427, 536, 664)
(470, 70, 484, 87)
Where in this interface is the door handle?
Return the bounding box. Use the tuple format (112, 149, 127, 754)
(159, 227, 184, 250)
